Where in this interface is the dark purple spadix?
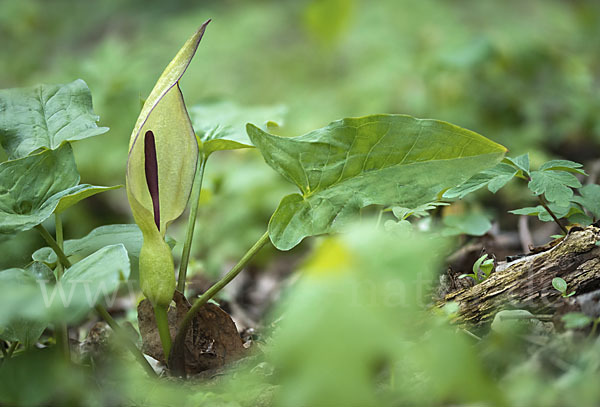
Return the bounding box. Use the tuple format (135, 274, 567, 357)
(144, 130, 160, 230)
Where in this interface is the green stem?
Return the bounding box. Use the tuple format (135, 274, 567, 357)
(36, 224, 155, 375)
(35, 224, 72, 268)
(153, 305, 172, 360)
(537, 195, 568, 235)
(177, 155, 208, 293)
(94, 305, 156, 377)
(6, 341, 18, 359)
(0, 342, 7, 358)
(55, 215, 64, 278)
(375, 208, 384, 229)
(38, 218, 70, 361)
(171, 231, 271, 372)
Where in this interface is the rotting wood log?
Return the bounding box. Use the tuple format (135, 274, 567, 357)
(440, 226, 600, 325)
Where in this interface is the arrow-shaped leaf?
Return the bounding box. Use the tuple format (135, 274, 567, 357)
(0, 79, 108, 159)
(248, 114, 507, 250)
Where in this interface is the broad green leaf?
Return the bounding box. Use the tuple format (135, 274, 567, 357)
(443, 163, 517, 199)
(442, 213, 492, 236)
(571, 184, 600, 220)
(32, 224, 175, 281)
(0, 245, 130, 327)
(54, 184, 122, 214)
(0, 263, 53, 347)
(504, 154, 530, 175)
(0, 79, 108, 159)
(248, 114, 507, 250)
(540, 159, 586, 175)
(189, 101, 286, 156)
(528, 170, 581, 206)
(0, 144, 79, 234)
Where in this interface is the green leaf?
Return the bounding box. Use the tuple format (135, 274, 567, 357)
(561, 312, 593, 329)
(248, 114, 507, 250)
(509, 203, 572, 222)
(0, 263, 54, 347)
(540, 159, 586, 175)
(32, 224, 175, 281)
(189, 101, 286, 156)
(528, 170, 581, 206)
(54, 184, 122, 214)
(443, 163, 517, 199)
(0, 80, 108, 159)
(442, 213, 492, 236)
(383, 219, 413, 237)
(0, 144, 79, 234)
(4, 245, 130, 326)
(552, 277, 568, 293)
(391, 201, 448, 221)
(504, 153, 530, 175)
(472, 254, 488, 274)
(572, 184, 600, 220)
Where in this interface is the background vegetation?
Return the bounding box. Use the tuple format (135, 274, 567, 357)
(2, 0, 600, 405)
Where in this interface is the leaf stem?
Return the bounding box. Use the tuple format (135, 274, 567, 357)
(36, 224, 155, 376)
(537, 195, 568, 234)
(39, 217, 70, 361)
(177, 154, 208, 292)
(35, 224, 72, 268)
(94, 305, 157, 377)
(171, 230, 271, 373)
(6, 341, 18, 359)
(55, 214, 65, 279)
(153, 304, 172, 360)
(375, 208, 384, 229)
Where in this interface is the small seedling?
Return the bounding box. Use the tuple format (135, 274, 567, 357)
(552, 277, 575, 298)
(459, 254, 494, 283)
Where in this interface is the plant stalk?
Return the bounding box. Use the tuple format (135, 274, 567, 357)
(94, 305, 156, 377)
(153, 304, 172, 360)
(6, 341, 18, 359)
(177, 154, 208, 293)
(171, 230, 271, 371)
(35, 224, 72, 268)
(36, 224, 155, 375)
(537, 195, 568, 234)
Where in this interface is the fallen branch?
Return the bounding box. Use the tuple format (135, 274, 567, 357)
(441, 226, 600, 325)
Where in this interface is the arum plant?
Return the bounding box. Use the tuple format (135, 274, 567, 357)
(126, 20, 210, 359)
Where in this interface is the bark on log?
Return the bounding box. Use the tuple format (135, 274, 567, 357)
(441, 226, 600, 325)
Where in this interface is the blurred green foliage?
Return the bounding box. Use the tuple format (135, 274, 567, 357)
(2, 1, 600, 404)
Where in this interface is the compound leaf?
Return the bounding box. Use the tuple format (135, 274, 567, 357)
(504, 153, 530, 176)
(248, 114, 507, 250)
(540, 159, 586, 175)
(572, 184, 600, 220)
(444, 163, 517, 199)
(0, 79, 108, 159)
(528, 170, 581, 206)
